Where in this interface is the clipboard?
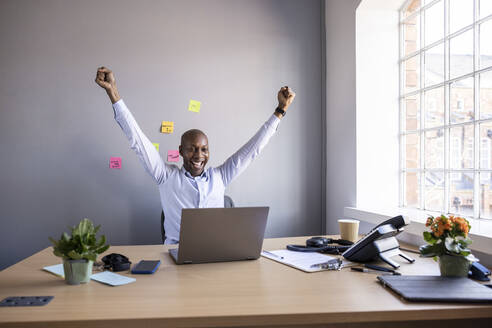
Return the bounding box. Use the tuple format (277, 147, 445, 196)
(261, 250, 347, 273)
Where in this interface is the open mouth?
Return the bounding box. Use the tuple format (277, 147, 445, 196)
(191, 160, 204, 170)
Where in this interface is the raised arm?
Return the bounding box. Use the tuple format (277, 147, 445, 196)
(95, 67, 121, 104)
(217, 87, 295, 186)
(95, 67, 171, 184)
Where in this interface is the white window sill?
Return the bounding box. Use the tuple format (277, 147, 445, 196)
(344, 207, 492, 256)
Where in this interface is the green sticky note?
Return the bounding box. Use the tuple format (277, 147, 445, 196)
(153, 143, 160, 152)
(188, 99, 201, 113)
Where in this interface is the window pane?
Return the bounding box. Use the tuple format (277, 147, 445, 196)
(449, 0, 474, 34)
(403, 15, 420, 56)
(404, 133, 420, 169)
(480, 122, 492, 169)
(404, 171, 420, 207)
(425, 0, 444, 46)
(450, 172, 474, 217)
(404, 0, 421, 18)
(480, 70, 492, 120)
(425, 129, 444, 168)
(450, 30, 474, 80)
(425, 171, 444, 211)
(404, 55, 420, 93)
(424, 87, 444, 128)
(479, 20, 492, 69)
(450, 77, 474, 124)
(480, 0, 492, 19)
(450, 125, 474, 169)
(424, 43, 444, 87)
(404, 94, 420, 131)
(480, 172, 492, 218)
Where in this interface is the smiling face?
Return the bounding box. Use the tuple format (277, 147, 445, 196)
(179, 129, 209, 177)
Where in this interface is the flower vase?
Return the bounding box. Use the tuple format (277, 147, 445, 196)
(438, 255, 470, 277)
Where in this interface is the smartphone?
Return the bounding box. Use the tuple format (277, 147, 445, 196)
(131, 260, 161, 274)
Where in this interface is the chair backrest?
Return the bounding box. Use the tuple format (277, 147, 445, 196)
(161, 195, 235, 244)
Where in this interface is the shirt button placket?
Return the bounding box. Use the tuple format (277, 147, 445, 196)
(197, 179, 204, 208)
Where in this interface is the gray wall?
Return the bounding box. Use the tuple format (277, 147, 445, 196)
(324, 0, 366, 234)
(0, 0, 323, 270)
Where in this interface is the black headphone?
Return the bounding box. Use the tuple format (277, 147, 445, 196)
(101, 253, 131, 272)
(287, 237, 353, 255)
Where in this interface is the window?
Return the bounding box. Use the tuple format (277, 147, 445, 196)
(400, 0, 492, 219)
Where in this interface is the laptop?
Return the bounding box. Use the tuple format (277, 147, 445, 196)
(378, 275, 492, 303)
(169, 207, 269, 264)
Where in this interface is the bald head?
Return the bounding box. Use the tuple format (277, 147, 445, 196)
(179, 129, 209, 176)
(181, 129, 207, 145)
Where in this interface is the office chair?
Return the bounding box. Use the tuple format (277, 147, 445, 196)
(161, 195, 235, 244)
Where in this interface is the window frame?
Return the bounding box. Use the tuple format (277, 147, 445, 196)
(399, 0, 492, 219)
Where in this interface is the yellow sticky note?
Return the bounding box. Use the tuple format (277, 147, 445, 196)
(153, 143, 160, 152)
(161, 121, 174, 134)
(188, 99, 201, 113)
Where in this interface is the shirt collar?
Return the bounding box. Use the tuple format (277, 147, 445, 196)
(181, 166, 208, 180)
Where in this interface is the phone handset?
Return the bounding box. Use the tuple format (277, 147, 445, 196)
(371, 215, 407, 232)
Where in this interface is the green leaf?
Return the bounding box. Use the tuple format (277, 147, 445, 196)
(87, 253, 97, 262)
(49, 218, 109, 260)
(444, 237, 461, 254)
(420, 244, 437, 257)
(423, 231, 436, 244)
(96, 244, 110, 254)
(67, 250, 82, 260)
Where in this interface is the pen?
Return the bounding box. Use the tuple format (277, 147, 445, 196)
(364, 264, 398, 273)
(351, 267, 401, 275)
(310, 258, 342, 270)
(262, 250, 284, 259)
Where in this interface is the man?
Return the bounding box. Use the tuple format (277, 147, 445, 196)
(95, 67, 295, 244)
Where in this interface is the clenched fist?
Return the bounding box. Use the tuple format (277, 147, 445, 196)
(95, 66, 120, 104)
(277, 86, 295, 116)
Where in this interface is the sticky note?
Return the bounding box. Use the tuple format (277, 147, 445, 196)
(153, 143, 160, 152)
(188, 99, 201, 113)
(161, 121, 174, 134)
(109, 157, 122, 169)
(91, 271, 136, 286)
(167, 150, 180, 162)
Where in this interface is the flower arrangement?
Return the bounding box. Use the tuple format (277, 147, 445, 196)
(419, 214, 476, 262)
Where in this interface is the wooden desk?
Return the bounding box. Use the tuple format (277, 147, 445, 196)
(0, 236, 491, 328)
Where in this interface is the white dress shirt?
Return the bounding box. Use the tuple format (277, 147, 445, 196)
(113, 99, 280, 244)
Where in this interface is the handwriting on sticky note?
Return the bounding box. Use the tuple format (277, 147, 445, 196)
(153, 143, 160, 152)
(161, 121, 174, 134)
(167, 150, 179, 162)
(109, 157, 122, 169)
(188, 99, 201, 113)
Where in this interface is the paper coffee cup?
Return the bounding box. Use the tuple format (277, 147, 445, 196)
(338, 219, 359, 242)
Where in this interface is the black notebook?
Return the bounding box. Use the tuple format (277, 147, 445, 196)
(378, 275, 492, 303)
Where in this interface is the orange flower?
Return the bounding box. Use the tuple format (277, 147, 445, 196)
(451, 216, 470, 236)
(432, 216, 452, 238)
(426, 217, 433, 227)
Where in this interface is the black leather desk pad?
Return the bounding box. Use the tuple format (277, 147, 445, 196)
(378, 275, 492, 303)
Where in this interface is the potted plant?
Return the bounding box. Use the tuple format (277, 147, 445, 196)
(49, 218, 110, 285)
(419, 214, 477, 277)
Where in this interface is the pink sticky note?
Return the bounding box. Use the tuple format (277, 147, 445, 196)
(109, 157, 122, 169)
(167, 150, 180, 162)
